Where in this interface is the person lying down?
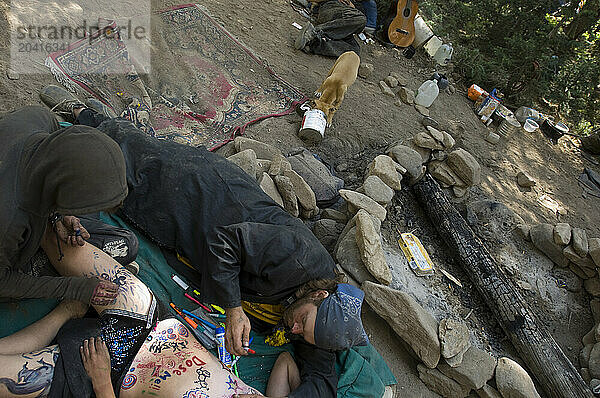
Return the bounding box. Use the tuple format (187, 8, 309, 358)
(0, 238, 295, 398)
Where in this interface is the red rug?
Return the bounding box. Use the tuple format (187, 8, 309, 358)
(46, 4, 306, 150)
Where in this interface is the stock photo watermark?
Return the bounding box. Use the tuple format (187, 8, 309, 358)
(9, 0, 151, 74)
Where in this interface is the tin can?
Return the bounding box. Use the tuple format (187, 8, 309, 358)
(298, 109, 326, 144)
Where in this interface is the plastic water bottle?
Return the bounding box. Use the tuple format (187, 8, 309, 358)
(215, 327, 233, 369)
(433, 43, 453, 65)
(415, 80, 439, 108)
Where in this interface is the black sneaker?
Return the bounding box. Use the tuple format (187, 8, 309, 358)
(84, 98, 117, 118)
(294, 22, 317, 51)
(39, 85, 85, 122)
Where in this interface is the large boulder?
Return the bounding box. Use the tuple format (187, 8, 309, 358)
(367, 155, 403, 191)
(312, 219, 344, 254)
(339, 189, 387, 221)
(417, 364, 470, 398)
(563, 245, 596, 270)
(362, 175, 395, 206)
(387, 144, 425, 182)
(363, 281, 441, 368)
(274, 175, 298, 217)
(234, 136, 280, 160)
(439, 318, 471, 360)
(589, 342, 600, 379)
(572, 227, 589, 257)
(476, 385, 502, 398)
(438, 347, 497, 390)
(283, 169, 317, 213)
(256, 159, 272, 175)
(429, 161, 465, 187)
(227, 149, 258, 179)
(553, 223, 572, 246)
(414, 132, 444, 150)
(335, 227, 374, 284)
(355, 210, 392, 285)
(321, 208, 348, 223)
(447, 149, 481, 186)
(259, 173, 284, 207)
(530, 223, 569, 267)
(590, 237, 600, 267)
(495, 357, 541, 398)
(268, 154, 291, 176)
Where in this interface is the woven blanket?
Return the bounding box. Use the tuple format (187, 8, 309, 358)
(46, 4, 306, 149)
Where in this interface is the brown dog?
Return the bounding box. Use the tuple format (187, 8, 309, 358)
(314, 51, 360, 126)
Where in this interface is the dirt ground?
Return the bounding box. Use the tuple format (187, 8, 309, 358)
(2, 0, 600, 396)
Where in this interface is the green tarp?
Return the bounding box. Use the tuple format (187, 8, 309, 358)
(0, 213, 396, 396)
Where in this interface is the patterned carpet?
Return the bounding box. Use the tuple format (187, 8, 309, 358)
(46, 4, 306, 150)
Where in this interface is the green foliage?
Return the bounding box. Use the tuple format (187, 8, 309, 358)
(416, 0, 600, 135)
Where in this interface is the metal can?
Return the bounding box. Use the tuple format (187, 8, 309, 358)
(298, 108, 326, 144)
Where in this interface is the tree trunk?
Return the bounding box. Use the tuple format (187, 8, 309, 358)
(412, 175, 593, 398)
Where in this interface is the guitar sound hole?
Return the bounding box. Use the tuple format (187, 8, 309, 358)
(403, 8, 410, 17)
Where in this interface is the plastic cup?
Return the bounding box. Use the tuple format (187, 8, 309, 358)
(523, 119, 539, 132)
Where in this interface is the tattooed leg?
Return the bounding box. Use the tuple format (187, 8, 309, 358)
(0, 345, 59, 397)
(41, 240, 152, 317)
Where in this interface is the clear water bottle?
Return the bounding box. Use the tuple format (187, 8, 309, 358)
(415, 80, 440, 108)
(433, 43, 453, 65)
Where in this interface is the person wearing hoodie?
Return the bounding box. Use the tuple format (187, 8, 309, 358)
(36, 85, 370, 398)
(0, 105, 127, 305)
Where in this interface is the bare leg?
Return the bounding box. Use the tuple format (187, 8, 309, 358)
(40, 232, 152, 317)
(0, 300, 87, 356)
(265, 351, 301, 397)
(0, 345, 60, 397)
(0, 301, 87, 397)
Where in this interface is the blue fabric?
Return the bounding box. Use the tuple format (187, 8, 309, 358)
(314, 283, 369, 351)
(355, 0, 378, 28)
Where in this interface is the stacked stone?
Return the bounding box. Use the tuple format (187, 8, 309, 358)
(517, 221, 600, 392)
(406, 121, 481, 198)
(332, 153, 404, 286)
(524, 223, 600, 286)
(377, 70, 409, 100)
(362, 282, 540, 398)
(222, 137, 318, 219)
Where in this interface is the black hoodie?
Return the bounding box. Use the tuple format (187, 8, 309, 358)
(0, 106, 127, 302)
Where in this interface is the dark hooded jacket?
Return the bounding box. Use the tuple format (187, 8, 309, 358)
(96, 118, 336, 308)
(93, 116, 338, 398)
(0, 106, 128, 302)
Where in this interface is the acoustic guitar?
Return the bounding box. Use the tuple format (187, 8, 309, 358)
(387, 0, 418, 48)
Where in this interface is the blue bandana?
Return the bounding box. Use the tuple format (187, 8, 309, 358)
(314, 283, 369, 351)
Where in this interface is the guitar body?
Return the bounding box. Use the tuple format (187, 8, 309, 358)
(387, 0, 418, 47)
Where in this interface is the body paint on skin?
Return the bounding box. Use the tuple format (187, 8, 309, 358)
(0, 346, 59, 395)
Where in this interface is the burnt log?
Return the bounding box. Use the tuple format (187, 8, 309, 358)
(412, 174, 592, 398)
